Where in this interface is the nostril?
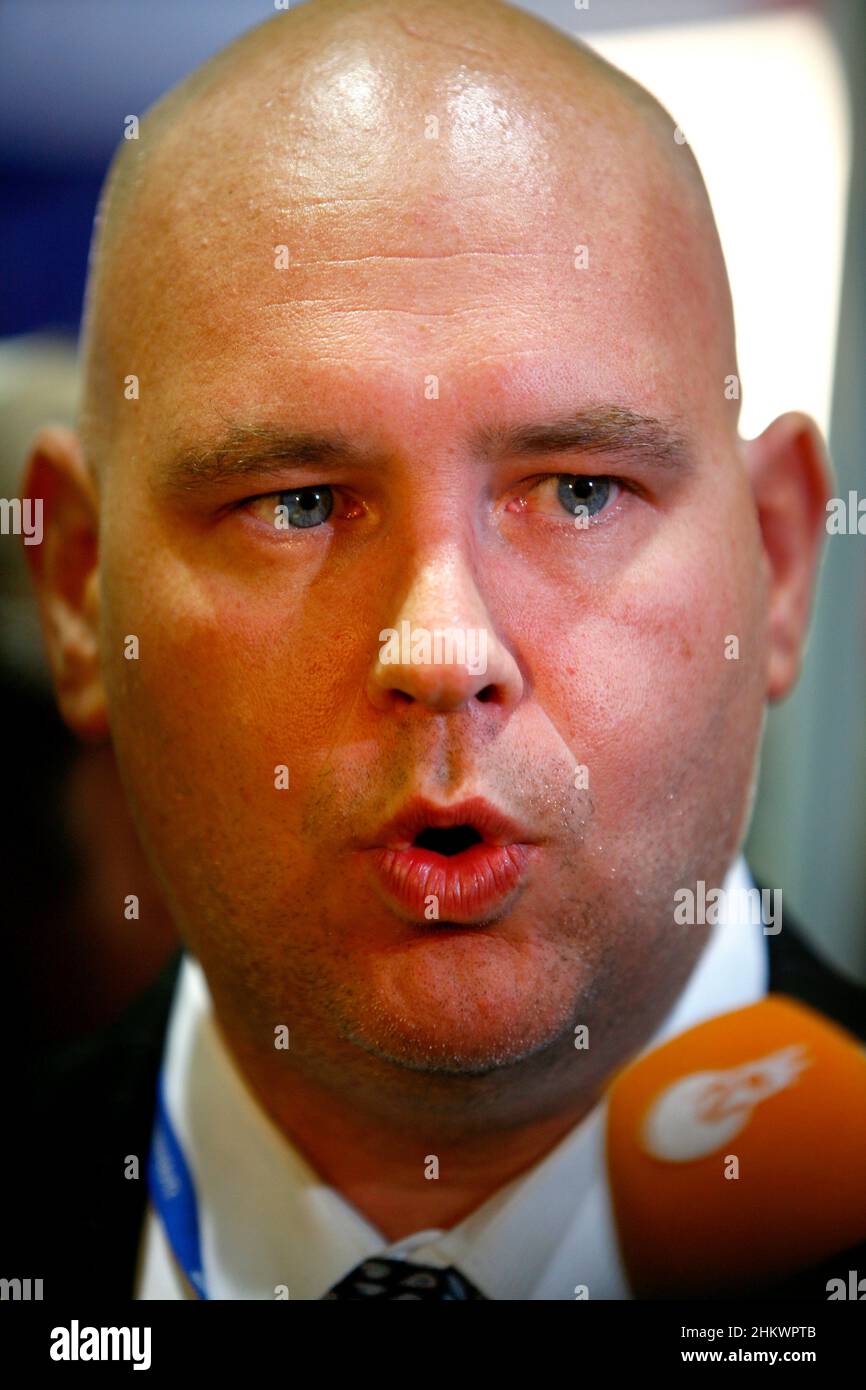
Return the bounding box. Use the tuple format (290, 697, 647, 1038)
(413, 825, 483, 856)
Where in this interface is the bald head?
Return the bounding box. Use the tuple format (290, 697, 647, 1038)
(79, 0, 734, 477)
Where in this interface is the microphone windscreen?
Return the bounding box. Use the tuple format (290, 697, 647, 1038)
(605, 996, 866, 1297)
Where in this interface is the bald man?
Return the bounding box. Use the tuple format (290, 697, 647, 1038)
(11, 0, 866, 1304)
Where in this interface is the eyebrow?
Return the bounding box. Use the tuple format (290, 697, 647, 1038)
(158, 405, 693, 494)
(471, 405, 692, 470)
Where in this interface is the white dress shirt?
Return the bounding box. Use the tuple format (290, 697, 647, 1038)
(135, 854, 768, 1300)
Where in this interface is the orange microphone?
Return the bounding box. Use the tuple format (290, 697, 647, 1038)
(605, 996, 866, 1297)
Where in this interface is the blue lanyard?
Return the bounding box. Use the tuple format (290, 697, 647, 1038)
(147, 1071, 209, 1299)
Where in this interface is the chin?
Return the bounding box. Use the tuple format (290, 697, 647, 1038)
(348, 1029, 559, 1077)
(337, 985, 575, 1077)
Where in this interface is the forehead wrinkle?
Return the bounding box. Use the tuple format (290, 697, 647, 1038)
(267, 248, 562, 265)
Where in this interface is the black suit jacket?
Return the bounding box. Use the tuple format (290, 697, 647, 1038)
(5, 904, 866, 1302)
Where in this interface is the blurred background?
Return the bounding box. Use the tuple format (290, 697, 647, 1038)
(1, 0, 864, 1047)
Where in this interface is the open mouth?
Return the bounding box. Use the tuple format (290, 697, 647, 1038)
(359, 795, 539, 924)
(411, 824, 485, 857)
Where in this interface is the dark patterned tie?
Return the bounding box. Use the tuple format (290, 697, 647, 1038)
(322, 1256, 488, 1300)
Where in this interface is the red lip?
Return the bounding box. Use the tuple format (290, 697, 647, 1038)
(360, 796, 540, 925)
(366, 795, 536, 851)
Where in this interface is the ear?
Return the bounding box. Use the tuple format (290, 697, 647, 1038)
(741, 411, 831, 703)
(20, 425, 109, 741)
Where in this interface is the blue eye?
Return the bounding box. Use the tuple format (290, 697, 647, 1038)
(555, 475, 611, 518)
(274, 486, 334, 529)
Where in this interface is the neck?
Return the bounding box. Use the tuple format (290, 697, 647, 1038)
(214, 1013, 607, 1241)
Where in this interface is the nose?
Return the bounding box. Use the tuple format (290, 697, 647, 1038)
(365, 545, 524, 714)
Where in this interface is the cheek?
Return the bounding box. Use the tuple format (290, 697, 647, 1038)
(99, 546, 378, 860)
(526, 533, 765, 830)
(98, 594, 312, 942)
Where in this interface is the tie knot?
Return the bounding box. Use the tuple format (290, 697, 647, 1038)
(322, 1256, 487, 1300)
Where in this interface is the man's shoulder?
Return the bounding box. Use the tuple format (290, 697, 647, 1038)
(761, 891, 866, 1042)
(29, 944, 183, 1123)
(5, 947, 184, 1300)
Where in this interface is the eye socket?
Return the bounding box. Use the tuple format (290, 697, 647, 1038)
(245, 485, 335, 530)
(235, 474, 623, 536)
(521, 474, 621, 523)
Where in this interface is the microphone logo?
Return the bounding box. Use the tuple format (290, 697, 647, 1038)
(641, 1044, 811, 1162)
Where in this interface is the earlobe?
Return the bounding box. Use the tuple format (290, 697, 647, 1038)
(20, 425, 110, 742)
(742, 411, 831, 705)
